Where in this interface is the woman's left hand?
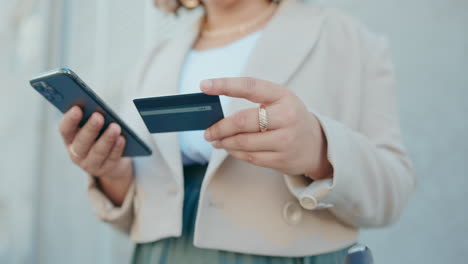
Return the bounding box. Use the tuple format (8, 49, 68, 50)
(201, 77, 333, 180)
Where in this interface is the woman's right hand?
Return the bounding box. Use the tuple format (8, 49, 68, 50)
(59, 105, 134, 206)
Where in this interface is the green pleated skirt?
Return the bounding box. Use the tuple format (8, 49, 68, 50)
(132, 164, 350, 264)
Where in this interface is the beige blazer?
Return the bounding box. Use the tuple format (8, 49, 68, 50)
(88, 0, 416, 257)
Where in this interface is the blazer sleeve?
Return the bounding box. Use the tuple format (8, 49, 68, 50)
(88, 175, 136, 233)
(86, 38, 170, 235)
(284, 27, 416, 228)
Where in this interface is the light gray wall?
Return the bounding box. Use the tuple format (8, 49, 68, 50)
(1, 0, 466, 263)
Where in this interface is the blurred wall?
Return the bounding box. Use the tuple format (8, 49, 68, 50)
(0, 1, 53, 263)
(0, 0, 466, 264)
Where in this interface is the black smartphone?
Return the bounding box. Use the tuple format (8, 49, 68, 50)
(29, 68, 152, 157)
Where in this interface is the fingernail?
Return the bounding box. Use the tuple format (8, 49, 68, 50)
(71, 106, 80, 119)
(204, 130, 212, 141)
(92, 113, 102, 126)
(71, 109, 79, 119)
(109, 123, 120, 136)
(200, 80, 213, 91)
(116, 137, 124, 147)
(212, 141, 220, 148)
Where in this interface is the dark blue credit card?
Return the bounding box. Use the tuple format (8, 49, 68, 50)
(133, 93, 224, 133)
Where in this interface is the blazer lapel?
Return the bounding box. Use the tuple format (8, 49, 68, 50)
(204, 0, 326, 183)
(144, 17, 202, 184)
(242, 0, 325, 85)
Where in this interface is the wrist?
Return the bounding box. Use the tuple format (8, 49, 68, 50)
(96, 158, 133, 181)
(94, 158, 134, 206)
(304, 113, 334, 180)
(305, 159, 333, 181)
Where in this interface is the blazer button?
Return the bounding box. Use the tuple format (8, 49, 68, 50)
(300, 195, 318, 210)
(283, 201, 302, 225)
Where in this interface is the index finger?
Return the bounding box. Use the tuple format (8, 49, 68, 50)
(200, 77, 286, 104)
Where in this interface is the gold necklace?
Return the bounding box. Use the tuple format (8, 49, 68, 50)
(201, 3, 278, 39)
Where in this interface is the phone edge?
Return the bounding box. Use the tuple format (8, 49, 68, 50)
(30, 67, 153, 156)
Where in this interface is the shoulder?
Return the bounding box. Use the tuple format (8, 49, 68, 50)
(286, 1, 385, 43)
(129, 27, 181, 87)
(326, 6, 388, 50)
(145, 15, 198, 56)
(294, 1, 391, 62)
(136, 16, 197, 71)
(321, 6, 386, 47)
(287, 1, 366, 32)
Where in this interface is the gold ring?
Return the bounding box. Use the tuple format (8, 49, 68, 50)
(258, 105, 269, 133)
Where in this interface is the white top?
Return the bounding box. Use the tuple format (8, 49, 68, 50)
(178, 31, 262, 165)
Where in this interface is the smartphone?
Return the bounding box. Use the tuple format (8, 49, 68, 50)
(29, 68, 152, 157)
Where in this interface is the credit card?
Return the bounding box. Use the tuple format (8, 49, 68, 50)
(133, 93, 224, 133)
